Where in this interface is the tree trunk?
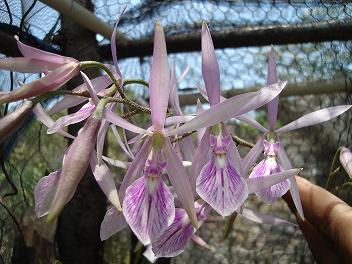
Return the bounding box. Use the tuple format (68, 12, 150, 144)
(57, 1, 106, 263)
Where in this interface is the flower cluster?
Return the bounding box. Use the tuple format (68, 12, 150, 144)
(0, 20, 351, 260)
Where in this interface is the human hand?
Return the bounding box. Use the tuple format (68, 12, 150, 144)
(283, 176, 352, 263)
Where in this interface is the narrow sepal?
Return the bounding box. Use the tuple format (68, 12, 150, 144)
(267, 47, 279, 130)
(149, 22, 170, 131)
(201, 22, 220, 106)
(277, 143, 304, 220)
(163, 138, 198, 228)
(276, 105, 352, 134)
(246, 168, 300, 194)
(240, 208, 296, 226)
(90, 151, 122, 210)
(242, 137, 264, 176)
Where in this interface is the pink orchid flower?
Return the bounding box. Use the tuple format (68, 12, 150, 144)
(0, 36, 79, 104)
(240, 47, 352, 219)
(191, 22, 301, 217)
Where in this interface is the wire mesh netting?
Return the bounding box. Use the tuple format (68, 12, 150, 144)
(0, 0, 352, 263)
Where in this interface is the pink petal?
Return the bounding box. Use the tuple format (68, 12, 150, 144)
(149, 22, 170, 131)
(178, 136, 195, 162)
(111, 7, 126, 78)
(119, 137, 152, 197)
(191, 128, 212, 191)
(163, 138, 198, 227)
(32, 103, 75, 139)
(249, 158, 290, 204)
(240, 208, 296, 226)
(164, 115, 195, 127)
(152, 208, 194, 257)
(267, 47, 279, 130)
(165, 81, 286, 137)
(49, 75, 112, 114)
(222, 126, 244, 176)
(191, 234, 211, 250)
(110, 124, 134, 159)
(80, 71, 99, 106)
(152, 203, 209, 258)
(90, 151, 122, 210)
(104, 108, 151, 135)
(236, 114, 268, 133)
(196, 99, 206, 144)
(276, 105, 352, 134)
(102, 156, 129, 169)
(170, 63, 190, 116)
(100, 206, 127, 240)
(49, 95, 87, 115)
(47, 102, 95, 134)
(201, 22, 220, 106)
(0, 57, 61, 73)
(246, 168, 301, 194)
(340, 147, 352, 178)
(277, 144, 304, 220)
(15, 35, 77, 65)
(96, 121, 110, 165)
(0, 61, 79, 104)
(34, 170, 61, 218)
(169, 59, 182, 116)
(123, 176, 175, 245)
(196, 155, 248, 216)
(242, 137, 264, 175)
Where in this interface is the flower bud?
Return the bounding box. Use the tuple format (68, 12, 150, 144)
(47, 115, 101, 223)
(340, 146, 352, 179)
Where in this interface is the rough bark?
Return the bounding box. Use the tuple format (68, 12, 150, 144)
(56, 0, 106, 263)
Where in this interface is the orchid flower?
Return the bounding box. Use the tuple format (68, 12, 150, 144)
(191, 22, 301, 217)
(0, 36, 79, 104)
(116, 23, 194, 245)
(240, 47, 352, 219)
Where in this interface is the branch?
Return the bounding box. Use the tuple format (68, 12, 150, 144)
(99, 20, 352, 59)
(178, 78, 351, 106)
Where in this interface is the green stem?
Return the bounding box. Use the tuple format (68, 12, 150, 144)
(232, 134, 254, 148)
(79, 61, 124, 98)
(123, 79, 149, 88)
(171, 130, 196, 143)
(326, 147, 342, 190)
(122, 109, 139, 119)
(80, 61, 152, 114)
